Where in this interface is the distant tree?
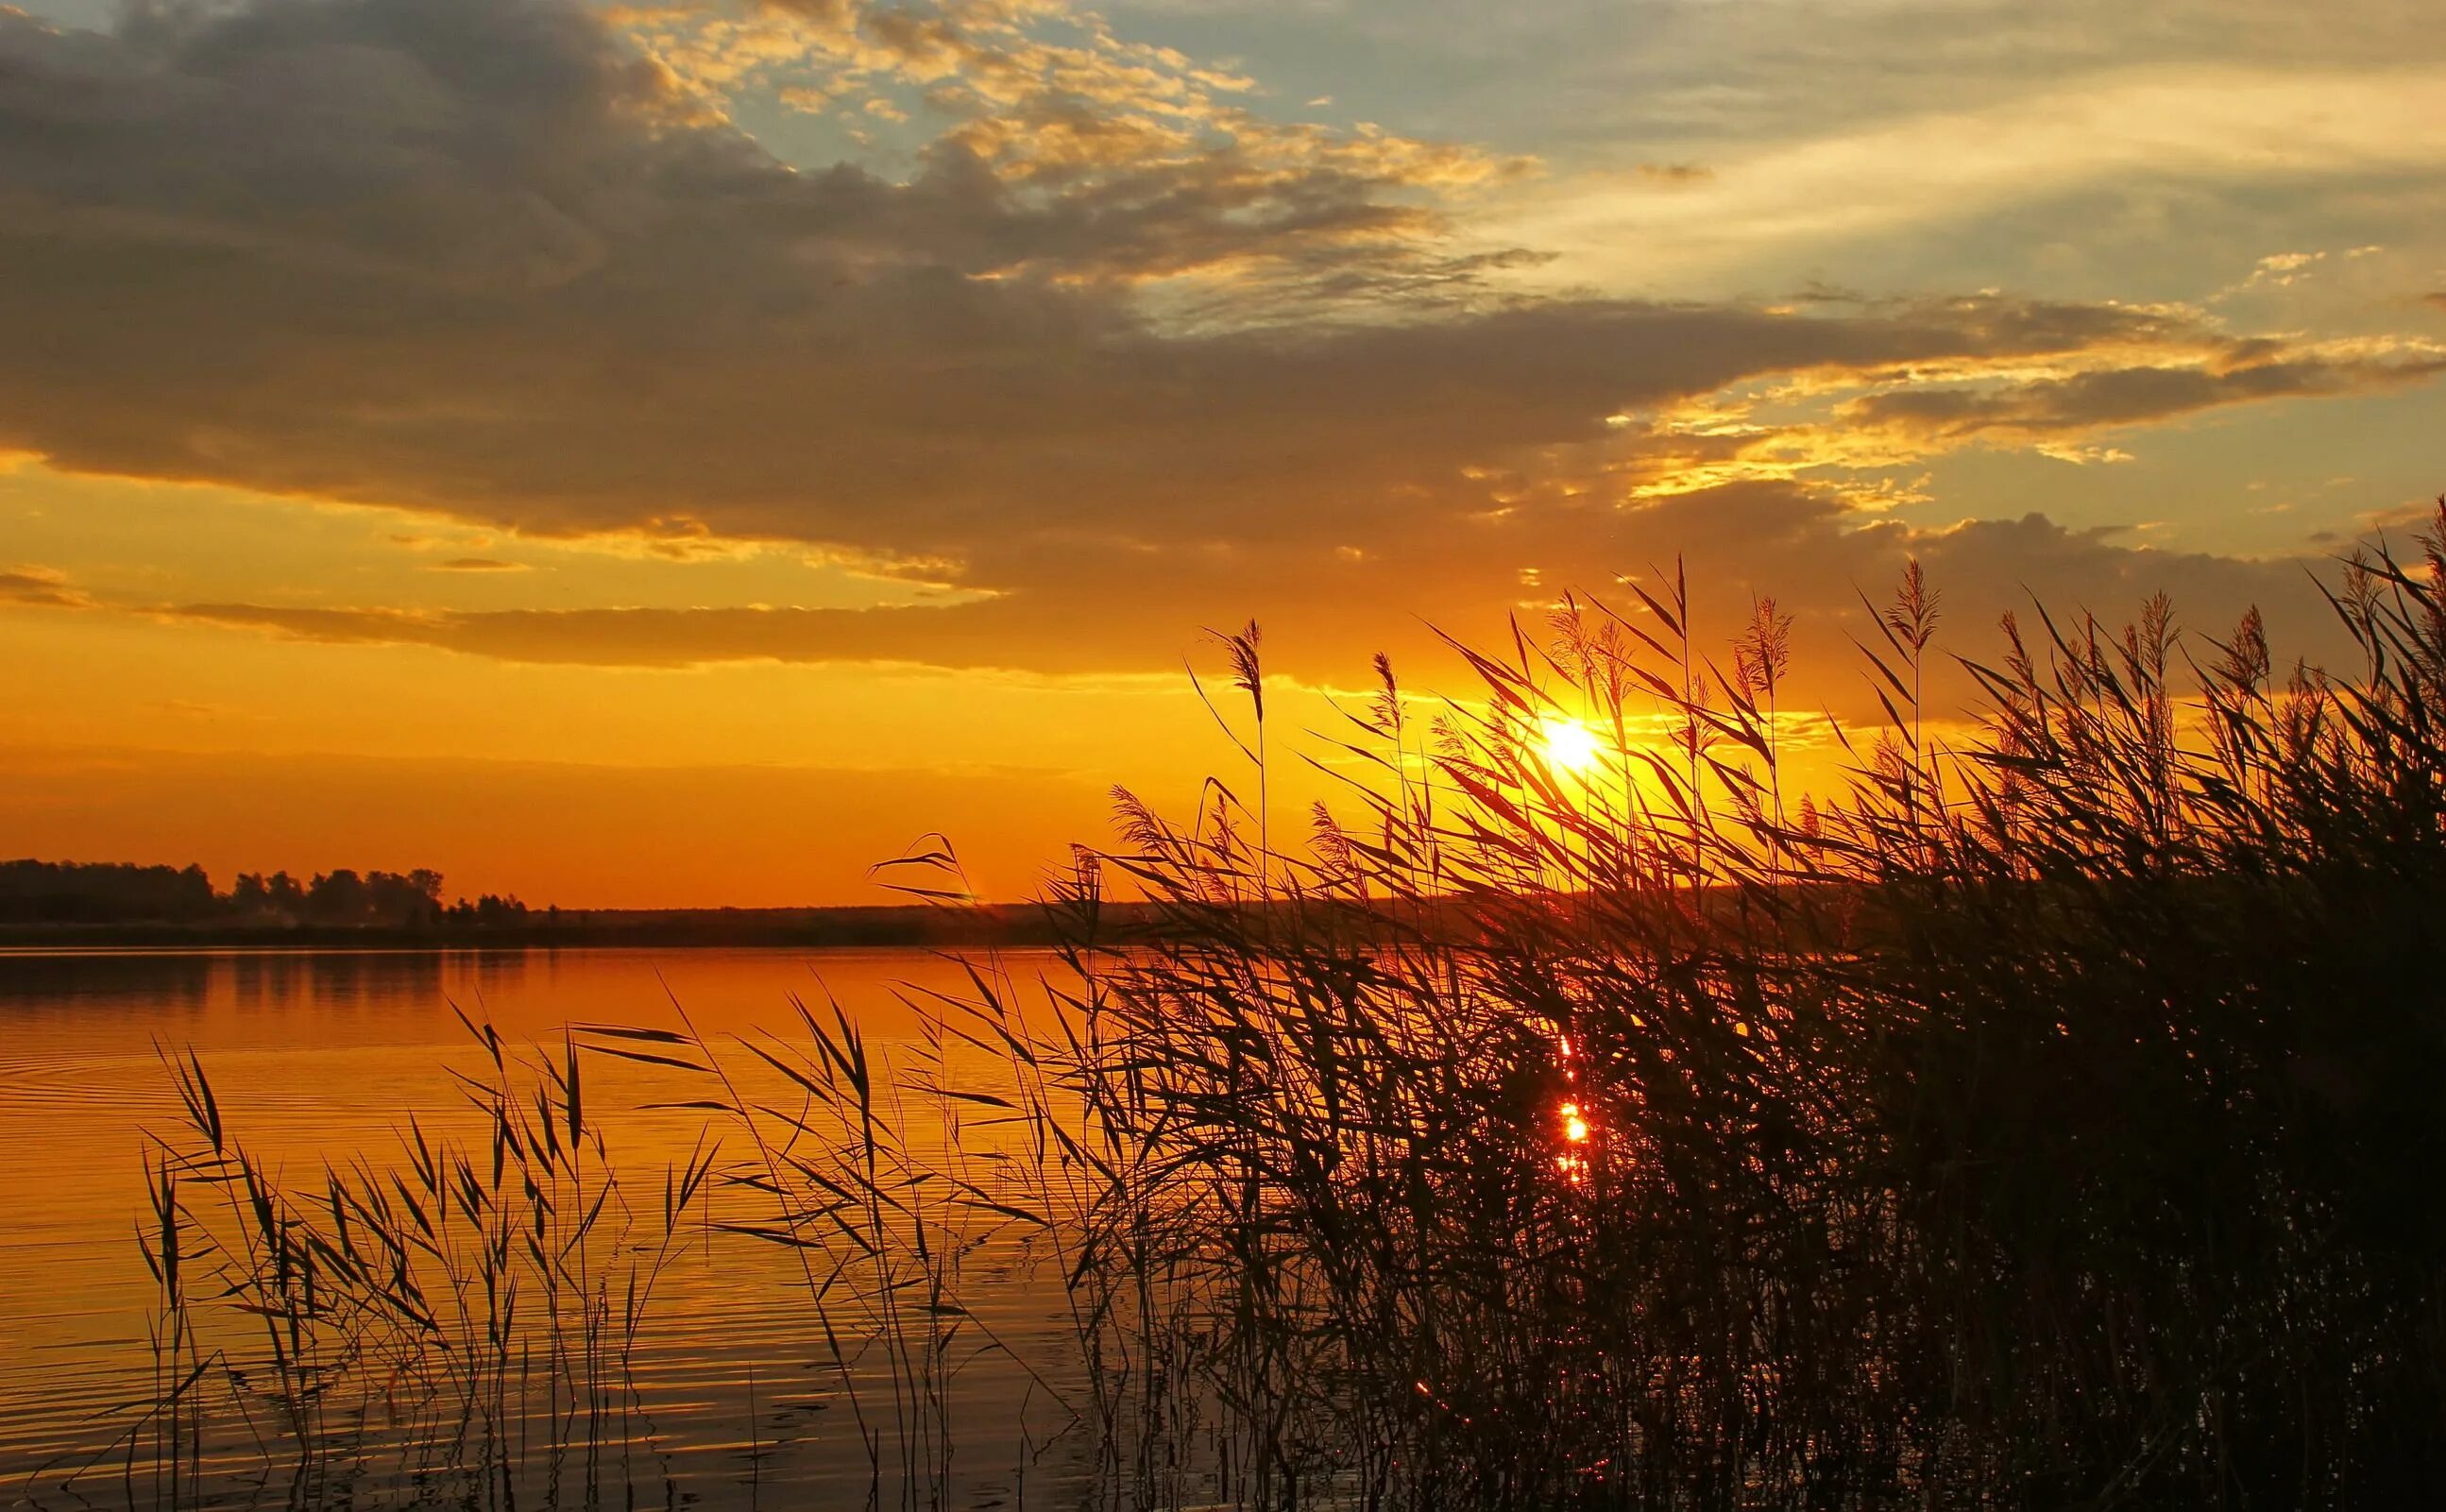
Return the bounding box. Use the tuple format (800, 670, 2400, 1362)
(306, 869, 366, 924)
(2, 857, 525, 931)
(451, 892, 532, 928)
(0, 858, 219, 924)
(373, 869, 444, 926)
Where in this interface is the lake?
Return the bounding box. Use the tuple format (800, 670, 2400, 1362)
(0, 946, 1096, 1510)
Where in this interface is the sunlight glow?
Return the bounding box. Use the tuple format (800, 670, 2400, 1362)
(1541, 717, 1604, 774)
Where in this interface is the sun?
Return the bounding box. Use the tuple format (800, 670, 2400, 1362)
(1539, 716, 1605, 774)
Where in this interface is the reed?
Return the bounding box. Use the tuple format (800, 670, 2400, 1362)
(958, 498, 2446, 1508)
(84, 1015, 717, 1510)
(110, 498, 2446, 1509)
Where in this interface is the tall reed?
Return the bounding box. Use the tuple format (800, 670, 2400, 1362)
(112, 499, 2446, 1510)
(91, 1014, 716, 1510)
(956, 501, 2446, 1508)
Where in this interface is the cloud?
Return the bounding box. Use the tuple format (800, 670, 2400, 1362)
(160, 480, 2365, 717)
(430, 556, 532, 572)
(1499, 63, 2446, 289)
(2234, 249, 2325, 292)
(0, 0, 1557, 564)
(0, 566, 90, 609)
(615, 0, 1528, 299)
(1833, 345, 2446, 446)
(0, 0, 2436, 688)
(165, 601, 1001, 668)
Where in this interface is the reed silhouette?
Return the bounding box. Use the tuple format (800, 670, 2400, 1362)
(107, 500, 2446, 1510)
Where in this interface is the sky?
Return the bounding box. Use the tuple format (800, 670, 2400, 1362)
(2, 0, 2441, 905)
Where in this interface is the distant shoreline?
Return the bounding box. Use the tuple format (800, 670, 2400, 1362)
(0, 892, 1826, 953)
(0, 903, 1107, 952)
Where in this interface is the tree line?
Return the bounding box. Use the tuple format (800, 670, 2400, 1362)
(0, 858, 536, 928)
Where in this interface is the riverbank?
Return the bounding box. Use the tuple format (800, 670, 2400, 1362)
(0, 902, 1090, 951)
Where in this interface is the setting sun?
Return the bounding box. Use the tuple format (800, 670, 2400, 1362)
(1541, 716, 1605, 774)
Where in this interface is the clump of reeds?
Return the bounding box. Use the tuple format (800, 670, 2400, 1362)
(965, 497, 2446, 1509)
(92, 1013, 717, 1510)
(115, 498, 2446, 1511)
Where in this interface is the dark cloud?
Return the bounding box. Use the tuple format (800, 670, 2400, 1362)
(1841, 354, 2446, 441)
(0, 568, 90, 608)
(0, 0, 2431, 684)
(430, 557, 530, 572)
(161, 481, 2356, 719)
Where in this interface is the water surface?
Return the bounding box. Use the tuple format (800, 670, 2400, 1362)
(0, 946, 1088, 1509)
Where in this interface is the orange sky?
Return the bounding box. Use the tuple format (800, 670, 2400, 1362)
(2, 0, 2441, 905)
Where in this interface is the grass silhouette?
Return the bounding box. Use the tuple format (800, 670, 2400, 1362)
(107, 499, 2446, 1510)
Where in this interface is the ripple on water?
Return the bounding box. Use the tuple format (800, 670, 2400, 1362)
(0, 946, 1096, 1511)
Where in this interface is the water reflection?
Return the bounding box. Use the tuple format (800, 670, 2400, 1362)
(0, 947, 516, 1024)
(0, 945, 1066, 1510)
(0, 948, 217, 1012)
